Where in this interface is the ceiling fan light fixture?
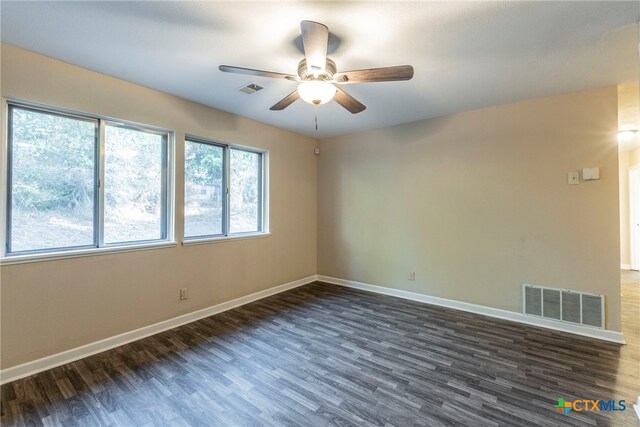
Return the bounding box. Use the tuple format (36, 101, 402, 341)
(219, 21, 412, 114)
(297, 80, 336, 105)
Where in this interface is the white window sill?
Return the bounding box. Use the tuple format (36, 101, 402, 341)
(0, 241, 178, 266)
(182, 232, 271, 246)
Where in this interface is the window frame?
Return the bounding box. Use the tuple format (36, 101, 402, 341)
(183, 135, 267, 243)
(184, 136, 228, 239)
(6, 103, 101, 255)
(101, 120, 171, 246)
(228, 146, 265, 235)
(2, 99, 175, 261)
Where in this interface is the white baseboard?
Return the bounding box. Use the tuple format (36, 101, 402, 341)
(317, 275, 626, 345)
(0, 275, 317, 385)
(2, 273, 626, 384)
(621, 264, 631, 270)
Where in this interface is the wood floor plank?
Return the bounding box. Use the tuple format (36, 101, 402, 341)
(1, 271, 639, 426)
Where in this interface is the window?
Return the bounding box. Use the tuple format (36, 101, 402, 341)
(5, 102, 173, 256)
(104, 124, 168, 243)
(184, 137, 265, 240)
(184, 140, 224, 237)
(8, 106, 97, 253)
(230, 148, 262, 233)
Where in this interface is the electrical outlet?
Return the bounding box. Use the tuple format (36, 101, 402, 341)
(409, 272, 416, 281)
(180, 288, 188, 300)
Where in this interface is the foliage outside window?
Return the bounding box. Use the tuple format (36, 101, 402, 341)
(184, 138, 264, 239)
(5, 103, 172, 256)
(9, 107, 97, 252)
(184, 141, 224, 237)
(104, 125, 167, 243)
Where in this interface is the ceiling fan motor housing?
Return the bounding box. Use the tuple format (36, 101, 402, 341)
(298, 58, 337, 81)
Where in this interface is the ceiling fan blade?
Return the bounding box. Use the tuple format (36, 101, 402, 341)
(333, 86, 366, 114)
(219, 65, 297, 80)
(270, 90, 300, 111)
(300, 20, 329, 74)
(333, 65, 414, 84)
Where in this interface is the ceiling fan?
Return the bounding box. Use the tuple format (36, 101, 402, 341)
(219, 20, 414, 114)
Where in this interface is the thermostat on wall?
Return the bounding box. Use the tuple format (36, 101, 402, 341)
(582, 167, 600, 180)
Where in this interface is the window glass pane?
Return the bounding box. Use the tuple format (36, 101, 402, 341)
(9, 107, 96, 252)
(184, 141, 224, 237)
(230, 149, 261, 233)
(104, 125, 166, 244)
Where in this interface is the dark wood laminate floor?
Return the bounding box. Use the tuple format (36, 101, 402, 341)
(2, 273, 639, 427)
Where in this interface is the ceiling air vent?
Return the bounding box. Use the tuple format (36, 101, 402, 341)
(523, 284, 604, 329)
(238, 83, 263, 95)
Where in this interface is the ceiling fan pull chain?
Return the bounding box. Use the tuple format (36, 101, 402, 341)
(314, 104, 319, 131)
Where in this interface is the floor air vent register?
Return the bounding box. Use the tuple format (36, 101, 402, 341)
(523, 284, 604, 328)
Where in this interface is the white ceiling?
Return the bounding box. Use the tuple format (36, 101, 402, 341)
(1, 1, 638, 138)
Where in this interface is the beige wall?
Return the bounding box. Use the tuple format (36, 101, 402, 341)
(618, 83, 639, 132)
(318, 87, 622, 331)
(0, 44, 625, 370)
(0, 45, 318, 368)
(631, 145, 640, 166)
(617, 82, 639, 268)
(620, 149, 631, 266)
(620, 143, 640, 267)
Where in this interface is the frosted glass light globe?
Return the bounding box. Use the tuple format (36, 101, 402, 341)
(297, 81, 337, 105)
